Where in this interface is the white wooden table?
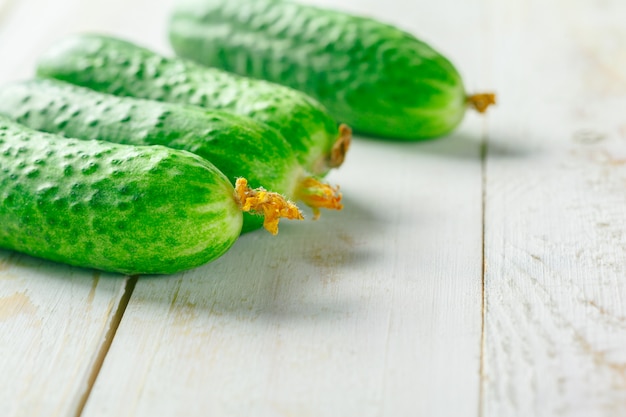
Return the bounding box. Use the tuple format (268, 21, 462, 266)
(1, 0, 625, 416)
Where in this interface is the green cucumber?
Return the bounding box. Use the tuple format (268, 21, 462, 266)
(168, 0, 496, 140)
(0, 79, 340, 233)
(35, 33, 351, 176)
(0, 116, 252, 274)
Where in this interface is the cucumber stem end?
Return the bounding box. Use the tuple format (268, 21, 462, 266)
(467, 93, 496, 113)
(235, 178, 304, 235)
(295, 176, 343, 220)
(328, 124, 352, 169)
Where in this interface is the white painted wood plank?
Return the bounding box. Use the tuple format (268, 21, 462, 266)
(86, 137, 484, 417)
(0, 1, 134, 416)
(0, 252, 132, 417)
(80, 0, 487, 415)
(483, 0, 626, 416)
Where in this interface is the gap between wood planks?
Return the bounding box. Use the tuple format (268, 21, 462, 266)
(478, 120, 489, 417)
(477, 3, 493, 412)
(74, 275, 139, 417)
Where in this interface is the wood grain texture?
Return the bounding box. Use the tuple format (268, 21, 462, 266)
(72, 1, 487, 415)
(0, 252, 132, 417)
(482, 0, 626, 416)
(84, 137, 485, 417)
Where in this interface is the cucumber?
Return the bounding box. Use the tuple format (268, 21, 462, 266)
(35, 33, 351, 176)
(0, 79, 341, 233)
(0, 116, 301, 274)
(168, 0, 496, 140)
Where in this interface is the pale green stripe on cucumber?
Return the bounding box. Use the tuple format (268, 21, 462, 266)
(168, 0, 495, 140)
(35, 33, 351, 176)
(0, 79, 341, 232)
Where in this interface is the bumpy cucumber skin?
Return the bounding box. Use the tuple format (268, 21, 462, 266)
(36, 34, 339, 175)
(0, 116, 242, 274)
(0, 79, 302, 233)
(168, 0, 466, 140)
